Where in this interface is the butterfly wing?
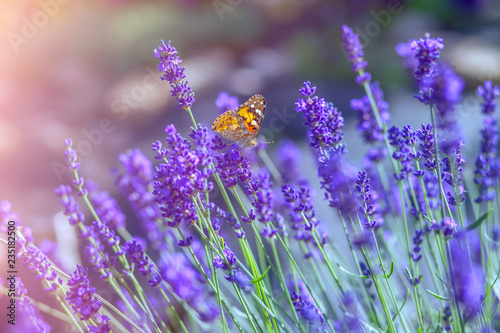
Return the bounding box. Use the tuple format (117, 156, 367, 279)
(212, 94, 266, 148)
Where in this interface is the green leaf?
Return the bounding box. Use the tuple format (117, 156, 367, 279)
(483, 259, 500, 301)
(337, 264, 369, 278)
(449, 210, 490, 240)
(385, 261, 394, 278)
(250, 266, 271, 284)
(426, 289, 449, 300)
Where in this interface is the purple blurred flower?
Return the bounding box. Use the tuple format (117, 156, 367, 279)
(115, 148, 165, 250)
(80, 225, 113, 280)
(341, 292, 363, 332)
(442, 304, 452, 332)
(341, 25, 371, 85)
(87, 180, 126, 230)
(16, 278, 51, 332)
(318, 150, 356, 216)
(252, 171, 274, 222)
(395, 41, 418, 71)
(215, 91, 239, 113)
(432, 63, 464, 127)
(477, 80, 499, 115)
(159, 252, 219, 322)
(449, 241, 483, 320)
(350, 81, 390, 143)
(397, 36, 464, 137)
(474, 81, 500, 203)
(275, 138, 303, 184)
(154, 40, 195, 110)
(0, 200, 21, 233)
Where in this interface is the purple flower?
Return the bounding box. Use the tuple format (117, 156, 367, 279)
(341, 292, 363, 332)
(296, 81, 345, 157)
(474, 81, 500, 203)
(123, 238, 151, 274)
(123, 238, 163, 287)
(449, 241, 483, 320)
(55, 185, 85, 226)
(88, 316, 111, 333)
(275, 138, 303, 184)
(16, 277, 52, 332)
(209, 202, 244, 238)
(281, 183, 325, 250)
(225, 270, 253, 294)
(416, 63, 465, 150)
(215, 91, 239, 113)
(87, 180, 126, 230)
(154, 40, 195, 110)
(442, 140, 466, 206)
(19, 242, 63, 293)
(432, 217, 456, 237)
(287, 278, 325, 328)
(477, 80, 500, 115)
(409, 33, 444, 79)
(0, 200, 21, 234)
(411, 229, 424, 262)
(66, 265, 102, 320)
(359, 262, 373, 291)
(350, 81, 390, 143)
(442, 304, 452, 332)
(213, 144, 252, 188)
(159, 252, 219, 322)
(395, 41, 418, 71)
(81, 226, 113, 281)
(341, 25, 371, 85)
(432, 63, 464, 127)
(417, 124, 437, 172)
(92, 218, 120, 248)
(213, 246, 236, 270)
(64, 138, 81, 171)
(398, 36, 464, 137)
(355, 171, 382, 229)
(388, 126, 415, 180)
(318, 151, 356, 216)
(152, 124, 213, 228)
(116, 148, 165, 250)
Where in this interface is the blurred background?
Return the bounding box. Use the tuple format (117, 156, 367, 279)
(0, 0, 499, 331)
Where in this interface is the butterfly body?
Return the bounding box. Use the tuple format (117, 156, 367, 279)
(212, 94, 266, 149)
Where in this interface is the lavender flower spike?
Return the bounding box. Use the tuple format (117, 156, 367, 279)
(477, 80, 500, 115)
(341, 25, 371, 85)
(410, 33, 444, 79)
(155, 40, 195, 110)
